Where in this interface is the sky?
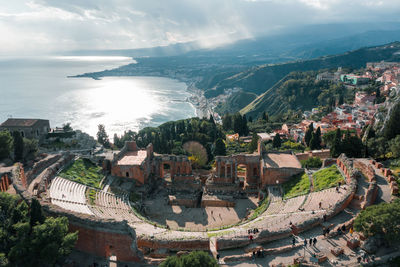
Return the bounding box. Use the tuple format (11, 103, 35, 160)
(1, 0, 400, 55)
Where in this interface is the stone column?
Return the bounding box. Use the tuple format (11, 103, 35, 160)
(217, 161, 221, 177)
(230, 162, 233, 182)
(234, 162, 238, 181)
(225, 163, 228, 179)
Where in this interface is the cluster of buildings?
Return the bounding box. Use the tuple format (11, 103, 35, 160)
(268, 62, 400, 144)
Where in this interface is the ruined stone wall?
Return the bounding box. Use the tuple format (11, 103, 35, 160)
(42, 203, 141, 263)
(262, 167, 303, 186)
(168, 197, 197, 208)
(353, 160, 376, 182)
(201, 199, 235, 207)
(26, 154, 62, 185)
(137, 238, 209, 252)
(0, 173, 10, 192)
(295, 149, 331, 161)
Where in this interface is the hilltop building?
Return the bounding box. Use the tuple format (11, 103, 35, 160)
(0, 118, 50, 141)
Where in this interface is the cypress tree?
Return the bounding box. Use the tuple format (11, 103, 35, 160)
(273, 133, 282, 148)
(242, 115, 249, 136)
(304, 123, 314, 147)
(30, 198, 44, 229)
(214, 138, 226, 156)
(12, 131, 24, 162)
(248, 132, 259, 153)
(331, 128, 342, 157)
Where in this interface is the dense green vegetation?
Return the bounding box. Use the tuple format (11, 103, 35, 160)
(222, 113, 249, 136)
(114, 117, 224, 165)
(323, 129, 364, 158)
(301, 157, 322, 169)
(313, 165, 345, 191)
(0, 130, 38, 162)
(282, 172, 311, 199)
(354, 199, 400, 244)
(0, 193, 78, 266)
(59, 158, 103, 188)
(160, 250, 218, 267)
(0, 131, 13, 160)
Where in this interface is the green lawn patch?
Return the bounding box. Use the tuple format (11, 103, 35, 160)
(282, 172, 310, 199)
(248, 196, 270, 221)
(59, 158, 103, 189)
(313, 165, 344, 191)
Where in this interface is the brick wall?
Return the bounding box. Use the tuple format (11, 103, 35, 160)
(262, 167, 303, 185)
(69, 223, 140, 262)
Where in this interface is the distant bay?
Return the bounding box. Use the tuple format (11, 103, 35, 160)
(0, 56, 196, 138)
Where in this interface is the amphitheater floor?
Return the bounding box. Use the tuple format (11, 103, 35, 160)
(143, 195, 259, 231)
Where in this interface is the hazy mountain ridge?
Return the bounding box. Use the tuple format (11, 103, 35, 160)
(240, 42, 400, 118)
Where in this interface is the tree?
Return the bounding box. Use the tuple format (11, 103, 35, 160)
(30, 198, 44, 229)
(12, 131, 24, 162)
(315, 127, 322, 149)
(208, 114, 215, 125)
(62, 123, 72, 132)
(0, 192, 78, 266)
(23, 138, 38, 161)
(304, 123, 314, 147)
(214, 138, 226, 156)
(354, 199, 400, 244)
(384, 102, 400, 140)
(261, 112, 269, 122)
(233, 113, 243, 135)
(248, 132, 259, 153)
(160, 250, 218, 267)
(309, 132, 317, 150)
(0, 131, 13, 160)
(96, 124, 110, 148)
(389, 135, 400, 158)
(222, 114, 232, 131)
(241, 115, 249, 136)
(330, 128, 341, 157)
(273, 133, 282, 148)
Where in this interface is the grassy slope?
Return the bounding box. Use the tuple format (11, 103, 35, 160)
(282, 172, 311, 199)
(313, 165, 345, 191)
(59, 158, 103, 189)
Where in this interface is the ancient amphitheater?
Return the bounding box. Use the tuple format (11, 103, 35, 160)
(1, 140, 396, 266)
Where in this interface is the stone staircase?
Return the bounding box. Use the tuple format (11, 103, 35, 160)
(209, 236, 218, 259)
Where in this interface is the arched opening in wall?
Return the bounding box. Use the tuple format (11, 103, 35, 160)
(162, 163, 171, 181)
(177, 166, 180, 175)
(126, 171, 129, 178)
(227, 165, 231, 177)
(253, 167, 258, 177)
(237, 164, 247, 188)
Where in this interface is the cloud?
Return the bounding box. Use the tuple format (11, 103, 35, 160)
(0, 0, 400, 55)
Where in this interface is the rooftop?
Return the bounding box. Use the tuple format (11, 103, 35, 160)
(263, 153, 302, 169)
(0, 118, 48, 127)
(117, 150, 147, 166)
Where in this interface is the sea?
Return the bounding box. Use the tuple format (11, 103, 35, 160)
(0, 56, 196, 138)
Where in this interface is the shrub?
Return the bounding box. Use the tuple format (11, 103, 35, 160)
(353, 199, 400, 244)
(160, 251, 218, 267)
(301, 157, 322, 168)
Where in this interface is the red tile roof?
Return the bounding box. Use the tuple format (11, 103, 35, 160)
(0, 118, 47, 127)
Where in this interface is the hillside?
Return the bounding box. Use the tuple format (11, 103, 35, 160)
(234, 42, 400, 117)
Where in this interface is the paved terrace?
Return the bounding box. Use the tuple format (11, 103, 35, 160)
(263, 153, 301, 168)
